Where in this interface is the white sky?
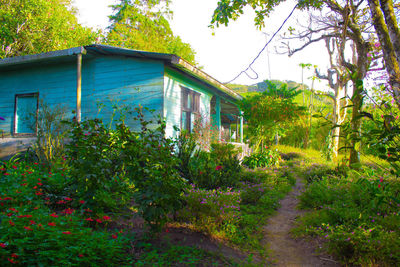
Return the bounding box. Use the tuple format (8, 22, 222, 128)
(72, 0, 330, 90)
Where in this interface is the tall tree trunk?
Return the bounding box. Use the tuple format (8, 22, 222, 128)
(349, 81, 363, 166)
(368, 0, 400, 109)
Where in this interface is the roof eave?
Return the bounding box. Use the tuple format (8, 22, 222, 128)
(0, 47, 86, 67)
(170, 56, 243, 102)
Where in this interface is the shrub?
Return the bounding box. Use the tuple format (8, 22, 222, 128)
(176, 137, 242, 189)
(0, 160, 130, 265)
(242, 149, 281, 169)
(177, 185, 241, 238)
(64, 117, 132, 214)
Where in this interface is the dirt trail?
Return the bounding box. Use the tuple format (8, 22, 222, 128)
(263, 175, 340, 267)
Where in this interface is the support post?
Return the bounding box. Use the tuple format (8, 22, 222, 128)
(76, 53, 82, 122)
(240, 110, 244, 143)
(215, 96, 221, 141)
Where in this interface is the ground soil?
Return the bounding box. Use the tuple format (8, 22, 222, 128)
(116, 162, 341, 266)
(262, 175, 341, 267)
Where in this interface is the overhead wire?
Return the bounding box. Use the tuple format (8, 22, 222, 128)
(224, 3, 299, 84)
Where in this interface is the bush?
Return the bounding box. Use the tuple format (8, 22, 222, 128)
(64, 117, 132, 214)
(65, 107, 187, 232)
(176, 135, 242, 189)
(0, 160, 130, 265)
(242, 149, 281, 169)
(177, 185, 241, 238)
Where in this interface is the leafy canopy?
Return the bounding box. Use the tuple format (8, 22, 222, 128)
(0, 0, 98, 58)
(107, 0, 197, 64)
(211, 0, 324, 29)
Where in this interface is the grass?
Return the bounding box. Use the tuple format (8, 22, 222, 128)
(286, 146, 400, 266)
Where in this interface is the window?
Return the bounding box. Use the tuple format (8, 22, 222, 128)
(14, 93, 39, 135)
(181, 87, 200, 132)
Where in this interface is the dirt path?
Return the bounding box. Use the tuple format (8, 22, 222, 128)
(263, 175, 340, 267)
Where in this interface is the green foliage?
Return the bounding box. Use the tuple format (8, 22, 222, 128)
(242, 149, 282, 169)
(177, 185, 241, 238)
(65, 107, 186, 232)
(0, 0, 98, 58)
(120, 109, 187, 232)
(64, 117, 132, 215)
(26, 100, 69, 169)
(107, 0, 197, 64)
(176, 136, 242, 190)
(363, 97, 400, 176)
(240, 80, 306, 150)
(0, 160, 130, 265)
(135, 241, 225, 266)
(296, 164, 400, 265)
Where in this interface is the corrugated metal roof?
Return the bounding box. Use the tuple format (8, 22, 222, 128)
(0, 44, 242, 102)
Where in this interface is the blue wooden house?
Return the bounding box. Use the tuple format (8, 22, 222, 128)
(0, 45, 244, 158)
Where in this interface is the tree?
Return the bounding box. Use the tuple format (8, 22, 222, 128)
(240, 81, 305, 151)
(107, 0, 197, 64)
(315, 37, 350, 158)
(211, 0, 373, 166)
(367, 0, 400, 110)
(0, 0, 98, 58)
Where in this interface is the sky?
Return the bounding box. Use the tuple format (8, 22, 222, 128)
(72, 0, 330, 90)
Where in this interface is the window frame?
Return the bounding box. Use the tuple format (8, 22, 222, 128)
(13, 92, 39, 136)
(181, 87, 200, 132)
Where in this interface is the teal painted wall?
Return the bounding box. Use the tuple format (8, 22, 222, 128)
(0, 60, 77, 136)
(81, 55, 164, 131)
(163, 68, 213, 138)
(0, 55, 164, 136)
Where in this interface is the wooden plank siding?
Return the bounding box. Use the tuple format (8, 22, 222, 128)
(0, 60, 77, 136)
(80, 56, 164, 131)
(163, 67, 213, 138)
(0, 54, 165, 158)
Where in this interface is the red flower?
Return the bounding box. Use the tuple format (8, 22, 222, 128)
(85, 217, 94, 221)
(12, 165, 17, 169)
(9, 220, 15, 226)
(9, 208, 16, 212)
(78, 254, 84, 258)
(35, 192, 43, 196)
(4, 173, 10, 176)
(34, 163, 39, 165)
(63, 208, 74, 215)
(0, 243, 7, 248)
(85, 208, 92, 213)
(62, 231, 71, 235)
(380, 178, 383, 183)
(112, 234, 118, 239)
(48, 222, 56, 226)
(79, 200, 85, 204)
(57, 200, 66, 204)
(96, 219, 102, 223)
(33, 186, 37, 189)
(11, 253, 18, 258)
(64, 197, 72, 201)
(27, 171, 33, 174)
(50, 213, 59, 218)
(103, 215, 111, 221)
(24, 226, 33, 231)
(37, 183, 43, 186)
(4, 197, 12, 200)
(7, 213, 13, 217)
(7, 258, 16, 264)
(21, 183, 27, 186)
(29, 220, 36, 225)
(215, 165, 222, 171)
(378, 184, 381, 188)
(34, 207, 39, 210)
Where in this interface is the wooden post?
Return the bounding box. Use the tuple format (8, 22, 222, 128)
(76, 53, 82, 122)
(215, 96, 221, 140)
(240, 110, 244, 143)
